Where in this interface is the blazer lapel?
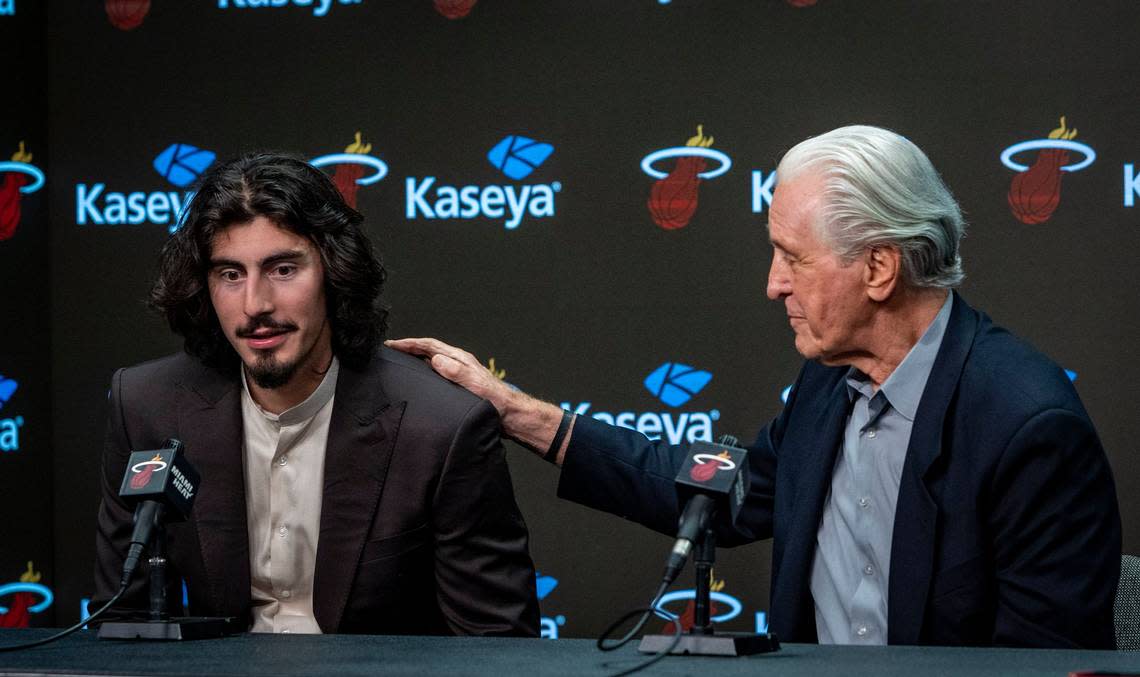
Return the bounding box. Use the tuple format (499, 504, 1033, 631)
(775, 376, 850, 641)
(888, 292, 979, 644)
(176, 366, 250, 620)
(312, 360, 405, 633)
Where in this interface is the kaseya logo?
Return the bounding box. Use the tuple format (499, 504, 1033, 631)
(0, 373, 23, 453)
(406, 133, 560, 230)
(534, 572, 566, 639)
(0, 562, 52, 628)
(76, 142, 216, 232)
(0, 0, 13, 16)
(0, 142, 45, 242)
(641, 125, 731, 230)
(311, 132, 388, 209)
(561, 361, 719, 444)
(217, 0, 363, 17)
(1002, 116, 1094, 224)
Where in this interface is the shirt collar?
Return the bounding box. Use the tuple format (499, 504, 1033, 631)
(241, 356, 340, 426)
(845, 292, 953, 421)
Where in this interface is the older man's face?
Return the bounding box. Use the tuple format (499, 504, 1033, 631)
(766, 173, 872, 365)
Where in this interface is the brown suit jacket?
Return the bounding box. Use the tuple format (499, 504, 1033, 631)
(92, 347, 540, 636)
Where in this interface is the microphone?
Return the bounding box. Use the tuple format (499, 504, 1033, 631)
(116, 439, 199, 590)
(661, 435, 749, 584)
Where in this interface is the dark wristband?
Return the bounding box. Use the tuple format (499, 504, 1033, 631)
(543, 409, 573, 463)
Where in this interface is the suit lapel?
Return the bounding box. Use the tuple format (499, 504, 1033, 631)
(888, 292, 979, 644)
(176, 366, 250, 620)
(312, 359, 405, 633)
(777, 375, 850, 641)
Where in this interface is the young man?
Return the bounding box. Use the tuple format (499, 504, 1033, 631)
(92, 153, 539, 636)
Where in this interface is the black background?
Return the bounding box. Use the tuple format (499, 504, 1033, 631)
(1, 0, 1137, 638)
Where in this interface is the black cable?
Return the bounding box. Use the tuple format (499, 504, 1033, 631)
(596, 579, 684, 677)
(0, 586, 126, 652)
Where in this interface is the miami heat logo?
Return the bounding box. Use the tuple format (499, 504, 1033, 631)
(311, 133, 388, 210)
(688, 449, 735, 483)
(0, 142, 44, 242)
(106, 0, 151, 30)
(0, 562, 53, 629)
(130, 453, 167, 490)
(433, 0, 477, 19)
(1002, 117, 1095, 225)
(641, 126, 731, 230)
(657, 574, 743, 632)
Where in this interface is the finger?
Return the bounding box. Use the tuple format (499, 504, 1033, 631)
(386, 337, 458, 359)
(430, 354, 461, 378)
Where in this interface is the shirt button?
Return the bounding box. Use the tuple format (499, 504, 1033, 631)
(856, 625, 869, 637)
(866, 429, 877, 439)
(858, 497, 871, 509)
(278, 526, 288, 538)
(280, 590, 291, 598)
(278, 456, 288, 466)
(864, 564, 874, 576)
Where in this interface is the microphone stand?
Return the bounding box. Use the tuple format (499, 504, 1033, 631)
(638, 527, 780, 657)
(98, 508, 234, 641)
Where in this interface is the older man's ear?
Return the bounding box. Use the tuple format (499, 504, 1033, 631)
(864, 245, 901, 302)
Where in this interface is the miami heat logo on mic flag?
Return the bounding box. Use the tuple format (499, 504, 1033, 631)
(130, 453, 165, 490)
(689, 449, 732, 483)
(1003, 117, 1095, 225)
(0, 562, 51, 629)
(0, 142, 42, 242)
(106, 0, 151, 30)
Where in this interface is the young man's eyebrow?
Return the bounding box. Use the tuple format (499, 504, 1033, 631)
(208, 250, 306, 269)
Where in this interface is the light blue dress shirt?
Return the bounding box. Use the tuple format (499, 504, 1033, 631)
(808, 293, 953, 644)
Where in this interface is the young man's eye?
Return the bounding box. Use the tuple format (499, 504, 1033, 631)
(273, 264, 297, 277)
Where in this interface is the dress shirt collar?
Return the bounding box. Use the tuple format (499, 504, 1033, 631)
(845, 292, 953, 421)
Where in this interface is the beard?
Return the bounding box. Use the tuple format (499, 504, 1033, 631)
(245, 352, 300, 390)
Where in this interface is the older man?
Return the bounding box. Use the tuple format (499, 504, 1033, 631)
(389, 125, 1121, 648)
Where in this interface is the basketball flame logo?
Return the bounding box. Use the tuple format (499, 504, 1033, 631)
(1006, 117, 1090, 225)
(333, 132, 372, 209)
(130, 453, 164, 490)
(661, 572, 726, 633)
(648, 126, 714, 231)
(0, 142, 33, 242)
(0, 562, 43, 629)
(105, 0, 151, 30)
(689, 449, 731, 483)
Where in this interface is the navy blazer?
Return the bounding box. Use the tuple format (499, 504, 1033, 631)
(558, 293, 1120, 648)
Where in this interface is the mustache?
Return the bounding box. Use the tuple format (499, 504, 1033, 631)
(235, 316, 298, 339)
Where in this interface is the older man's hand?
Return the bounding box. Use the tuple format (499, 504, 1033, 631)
(385, 337, 572, 462)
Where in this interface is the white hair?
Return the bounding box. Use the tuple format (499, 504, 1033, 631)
(777, 125, 967, 289)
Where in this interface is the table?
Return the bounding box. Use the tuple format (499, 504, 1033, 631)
(1, 629, 1138, 676)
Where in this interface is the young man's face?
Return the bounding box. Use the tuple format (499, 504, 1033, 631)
(207, 216, 332, 389)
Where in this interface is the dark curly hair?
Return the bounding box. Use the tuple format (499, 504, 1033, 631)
(149, 152, 388, 371)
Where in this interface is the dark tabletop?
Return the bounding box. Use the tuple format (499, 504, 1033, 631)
(1, 629, 1139, 676)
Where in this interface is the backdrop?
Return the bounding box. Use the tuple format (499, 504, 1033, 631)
(1, 0, 1137, 639)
